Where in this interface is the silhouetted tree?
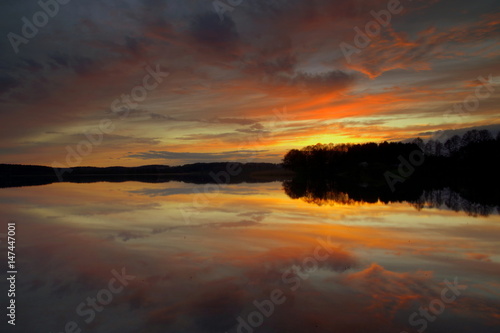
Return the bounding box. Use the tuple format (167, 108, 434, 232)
(444, 135, 461, 155)
(283, 149, 306, 171)
(460, 129, 492, 146)
(478, 129, 493, 142)
(412, 138, 425, 151)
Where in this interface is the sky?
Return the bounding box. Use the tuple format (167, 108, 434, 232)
(0, 0, 499, 167)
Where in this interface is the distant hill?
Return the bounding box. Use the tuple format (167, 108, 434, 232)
(0, 163, 294, 188)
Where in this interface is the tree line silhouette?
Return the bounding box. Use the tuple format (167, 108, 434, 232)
(1, 129, 498, 215)
(283, 129, 499, 172)
(282, 129, 500, 211)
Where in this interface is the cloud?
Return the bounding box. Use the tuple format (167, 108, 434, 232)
(126, 149, 270, 162)
(466, 253, 492, 262)
(417, 124, 500, 141)
(344, 13, 500, 78)
(204, 117, 258, 126)
(0, 75, 20, 95)
(19, 57, 44, 72)
(48, 53, 96, 75)
(150, 112, 176, 120)
(190, 12, 239, 51)
(290, 70, 355, 94)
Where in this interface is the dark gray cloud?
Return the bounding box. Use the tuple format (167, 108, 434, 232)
(190, 12, 239, 51)
(0, 74, 20, 95)
(19, 57, 43, 72)
(291, 70, 355, 94)
(127, 149, 269, 162)
(204, 117, 258, 126)
(417, 124, 500, 141)
(150, 112, 176, 120)
(124, 35, 143, 56)
(48, 53, 95, 75)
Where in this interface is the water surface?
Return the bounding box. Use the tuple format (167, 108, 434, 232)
(1, 181, 499, 333)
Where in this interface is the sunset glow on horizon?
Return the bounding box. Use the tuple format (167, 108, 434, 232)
(1, 0, 499, 167)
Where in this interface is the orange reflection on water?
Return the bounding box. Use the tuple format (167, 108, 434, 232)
(0, 181, 499, 332)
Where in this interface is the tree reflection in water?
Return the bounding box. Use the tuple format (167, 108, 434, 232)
(283, 177, 499, 217)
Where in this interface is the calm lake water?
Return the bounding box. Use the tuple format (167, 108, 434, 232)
(1, 181, 499, 333)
